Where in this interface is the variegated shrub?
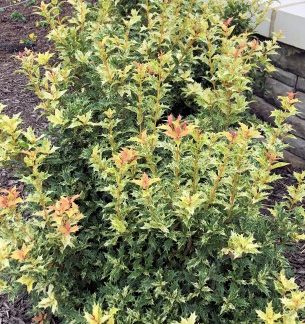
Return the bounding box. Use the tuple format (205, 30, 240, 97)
(1, 0, 305, 323)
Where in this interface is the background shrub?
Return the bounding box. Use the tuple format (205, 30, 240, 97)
(1, 1, 305, 323)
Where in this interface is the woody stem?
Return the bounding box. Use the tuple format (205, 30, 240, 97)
(174, 143, 181, 193)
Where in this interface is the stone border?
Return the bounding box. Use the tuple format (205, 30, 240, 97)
(250, 42, 305, 169)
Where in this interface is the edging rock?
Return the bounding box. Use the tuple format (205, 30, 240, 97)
(296, 76, 305, 92)
(272, 67, 297, 88)
(285, 137, 305, 161)
(250, 95, 274, 123)
(271, 43, 305, 79)
(264, 77, 294, 108)
(283, 151, 305, 171)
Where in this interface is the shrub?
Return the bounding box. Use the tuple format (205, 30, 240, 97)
(220, 0, 272, 35)
(1, 0, 305, 323)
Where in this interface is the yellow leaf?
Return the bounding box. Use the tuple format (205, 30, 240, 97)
(36, 52, 53, 65)
(293, 233, 305, 241)
(38, 285, 58, 314)
(23, 127, 38, 144)
(47, 109, 67, 126)
(282, 311, 297, 324)
(281, 291, 305, 311)
(111, 217, 127, 234)
(275, 270, 298, 295)
(256, 302, 281, 324)
(29, 33, 37, 41)
(17, 275, 35, 292)
(179, 313, 197, 324)
(0, 279, 7, 293)
(0, 239, 10, 270)
(84, 304, 117, 324)
(222, 232, 260, 259)
(75, 50, 91, 64)
(174, 191, 204, 219)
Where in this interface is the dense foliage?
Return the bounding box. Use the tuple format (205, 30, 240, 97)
(1, 0, 305, 323)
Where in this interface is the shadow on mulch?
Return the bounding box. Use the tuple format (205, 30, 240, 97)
(267, 166, 305, 290)
(0, 293, 31, 324)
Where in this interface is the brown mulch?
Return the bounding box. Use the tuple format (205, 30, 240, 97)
(0, 0, 49, 322)
(0, 0, 50, 129)
(0, 294, 31, 324)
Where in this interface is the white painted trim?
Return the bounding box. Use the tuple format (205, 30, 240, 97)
(256, 1, 305, 49)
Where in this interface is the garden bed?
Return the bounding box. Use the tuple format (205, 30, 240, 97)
(1, 0, 305, 322)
